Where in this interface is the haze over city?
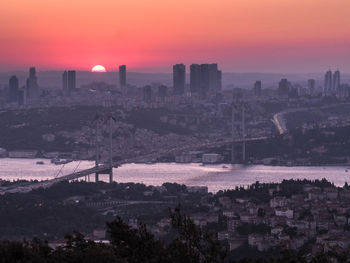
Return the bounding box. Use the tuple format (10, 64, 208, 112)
(2, 0, 350, 262)
(1, 0, 350, 73)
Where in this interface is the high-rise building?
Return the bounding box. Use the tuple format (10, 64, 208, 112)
(253, 81, 262, 97)
(67, 70, 76, 93)
(158, 85, 167, 102)
(119, 65, 127, 91)
(190, 64, 201, 93)
(8, 75, 19, 103)
(173, 64, 186, 95)
(18, 87, 26, 106)
(324, 70, 333, 95)
(190, 63, 222, 96)
(208, 64, 218, 90)
(62, 71, 68, 95)
(143, 85, 152, 102)
(217, 70, 222, 90)
(333, 70, 340, 95)
(308, 79, 316, 95)
(278, 78, 290, 96)
(200, 64, 210, 95)
(26, 67, 39, 99)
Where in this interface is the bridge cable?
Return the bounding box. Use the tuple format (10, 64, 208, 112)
(54, 163, 66, 178)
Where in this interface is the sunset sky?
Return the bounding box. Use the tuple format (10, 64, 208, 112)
(1, 0, 350, 72)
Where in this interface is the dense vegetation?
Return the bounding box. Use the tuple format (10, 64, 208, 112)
(0, 207, 350, 263)
(0, 207, 227, 263)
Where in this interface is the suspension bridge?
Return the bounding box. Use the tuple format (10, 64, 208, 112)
(0, 136, 268, 195)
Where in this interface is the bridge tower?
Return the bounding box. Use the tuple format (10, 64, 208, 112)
(94, 115, 101, 182)
(231, 92, 247, 164)
(94, 113, 115, 183)
(108, 114, 114, 184)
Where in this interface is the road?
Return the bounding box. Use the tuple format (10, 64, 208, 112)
(272, 102, 350, 135)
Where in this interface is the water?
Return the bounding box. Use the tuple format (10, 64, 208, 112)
(1, 158, 350, 192)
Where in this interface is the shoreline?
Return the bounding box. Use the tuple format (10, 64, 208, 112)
(2, 157, 350, 168)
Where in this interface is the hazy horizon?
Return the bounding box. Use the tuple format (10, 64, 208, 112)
(2, 0, 350, 72)
(1, 70, 350, 90)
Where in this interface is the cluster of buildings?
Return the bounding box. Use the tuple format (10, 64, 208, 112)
(7, 67, 39, 105)
(276, 70, 350, 99)
(173, 63, 222, 96)
(136, 183, 350, 255)
(4, 65, 350, 110)
(62, 70, 76, 96)
(324, 70, 341, 96)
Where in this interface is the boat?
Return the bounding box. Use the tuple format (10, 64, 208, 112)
(222, 165, 228, 168)
(51, 158, 60, 164)
(36, 161, 44, 165)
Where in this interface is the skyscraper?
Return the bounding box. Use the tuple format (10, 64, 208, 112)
(253, 81, 262, 97)
(158, 85, 167, 102)
(8, 75, 19, 103)
(18, 87, 26, 106)
(190, 63, 222, 96)
(278, 78, 290, 96)
(324, 70, 333, 95)
(217, 70, 222, 90)
(190, 64, 201, 93)
(173, 64, 186, 95)
(333, 70, 340, 95)
(119, 65, 126, 91)
(208, 64, 218, 90)
(62, 71, 68, 95)
(200, 64, 210, 94)
(143, 85, 152, 102)
(67, 70, 76, 93)
(26, 67, 39, 99)
(308, 79, 316, 95)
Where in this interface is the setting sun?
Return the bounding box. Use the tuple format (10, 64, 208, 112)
(92, 65, 106, 72)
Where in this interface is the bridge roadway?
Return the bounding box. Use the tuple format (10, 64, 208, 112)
(0, 136, 268, 195)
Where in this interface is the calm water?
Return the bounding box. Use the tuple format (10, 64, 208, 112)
(1, 158, 350, 192)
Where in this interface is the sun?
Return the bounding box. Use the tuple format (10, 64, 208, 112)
(92, 65, 106, 72)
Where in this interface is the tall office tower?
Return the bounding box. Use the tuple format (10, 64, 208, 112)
(158, 85, 167, 102)
(8, 75, 19, 103)
(217, 70, 222, 90)
(190, 64, 201, 93)
(190, 63, 222, 95)
(200, 64, 210, 93)
(67, 70, 76, 93)
(278, 78, 290, 95)
(173, 64, 186, 95)
(208, 64, 218, 90)
(62, 71, 68, 96)
(253, 81, 262, 97)
(143, 85, 152, 102)
(333, 70, 340, 95)
(324, 70, 333, 95)
(308, 79, 316, 95)
(119, 65, 127, 91)
(18, 87, 26, 106)
(26, 67, 39, 99)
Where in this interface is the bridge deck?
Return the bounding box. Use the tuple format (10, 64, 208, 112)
(0, 136, 267, 194)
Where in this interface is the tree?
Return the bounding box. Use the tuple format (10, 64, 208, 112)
(167, 205, 227, 263)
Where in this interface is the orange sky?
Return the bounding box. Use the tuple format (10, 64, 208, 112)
(1, 0, 350, 72)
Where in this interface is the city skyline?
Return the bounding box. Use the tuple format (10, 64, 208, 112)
(1, 0, 350, 73)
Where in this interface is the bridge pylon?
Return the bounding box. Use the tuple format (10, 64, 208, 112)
(93, 111, 115, 183)
(231, 92, 248, 164)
